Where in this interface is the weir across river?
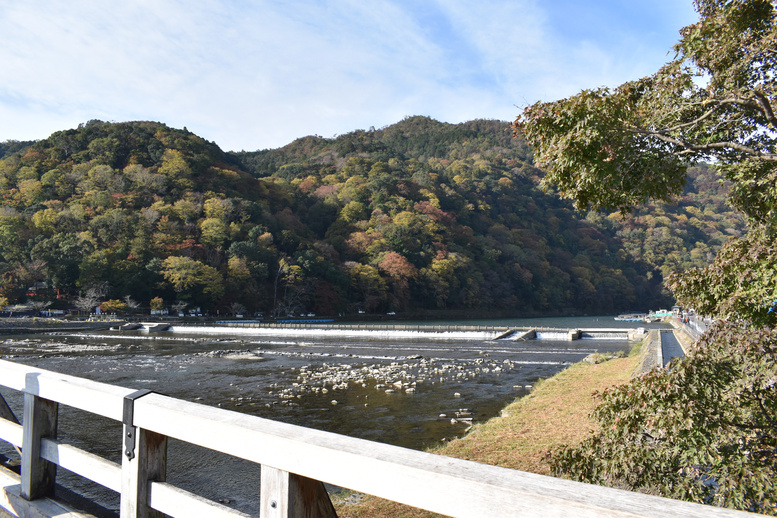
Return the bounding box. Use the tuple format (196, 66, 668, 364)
(494, 327, 641, 341)
(143, 322, 645, 342)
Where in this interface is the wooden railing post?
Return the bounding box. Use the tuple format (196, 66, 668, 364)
(260, 465, 337, 518)
(121, 427, 167, 518)
(121, 390, 167, 518)
(21, 392, 58, 500)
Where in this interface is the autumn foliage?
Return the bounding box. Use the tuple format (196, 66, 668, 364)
(0, 114, 741, 316)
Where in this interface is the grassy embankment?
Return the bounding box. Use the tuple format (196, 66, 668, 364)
(334, 342, 645, 518)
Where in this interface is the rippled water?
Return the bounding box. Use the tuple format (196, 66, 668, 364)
(0, 317, 668, 515)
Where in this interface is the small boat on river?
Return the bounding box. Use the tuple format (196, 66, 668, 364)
(614, 313, 647, 322)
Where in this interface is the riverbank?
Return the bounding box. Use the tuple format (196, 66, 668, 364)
(0, 317, 120, 334)
(333, 342, 643, 517)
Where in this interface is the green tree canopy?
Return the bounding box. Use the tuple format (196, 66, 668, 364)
(551, 323, 777, 512)
(161, 256, 224, 303)
(515, 0, 776, 326)
(516, 1, 777, 511)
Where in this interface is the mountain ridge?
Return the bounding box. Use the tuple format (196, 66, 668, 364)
(0, 117, 742, 316)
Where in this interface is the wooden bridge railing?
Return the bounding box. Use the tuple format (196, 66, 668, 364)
(0, 359, 759, 518)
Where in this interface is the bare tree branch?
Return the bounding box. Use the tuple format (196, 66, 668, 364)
(626, 127, 777, 161)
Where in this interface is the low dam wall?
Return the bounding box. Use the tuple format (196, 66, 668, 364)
(157, 323, 644, 342)
(496, 327, 641, 342)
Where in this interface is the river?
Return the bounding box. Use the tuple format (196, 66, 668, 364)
(0, 316, 668, 515)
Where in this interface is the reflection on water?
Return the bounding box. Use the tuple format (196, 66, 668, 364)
(0, 318, 667, 515)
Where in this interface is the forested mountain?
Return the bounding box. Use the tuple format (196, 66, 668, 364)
(0, 118, 743, 317)
(595, 164, 745, 280)
(0, 140, 36, 159)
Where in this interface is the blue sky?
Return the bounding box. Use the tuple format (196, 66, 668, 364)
(0, 1, 698, 152)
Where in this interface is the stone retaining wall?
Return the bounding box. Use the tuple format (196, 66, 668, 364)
(632, 329, 662, 377)
(0, 319, 121, 334)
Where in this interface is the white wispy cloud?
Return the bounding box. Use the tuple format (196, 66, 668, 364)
(0, 0, 698, 151)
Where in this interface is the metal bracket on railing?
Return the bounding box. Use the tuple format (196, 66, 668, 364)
(123, 389, 153, 460)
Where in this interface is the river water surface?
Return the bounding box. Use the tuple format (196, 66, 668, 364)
(0, 317, 668, 515)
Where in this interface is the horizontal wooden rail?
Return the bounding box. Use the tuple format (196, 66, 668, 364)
(40, 439, 121, 492)
(0, 359, 761, 518)
(0, 419, 22, 448)
(0, 359, 133, 421)
(148, 482, 252, 518)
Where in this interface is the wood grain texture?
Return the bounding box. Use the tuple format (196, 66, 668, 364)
(0, 419, 22, 449)
(21, 393, 58, 501)
(40, 439, 121, 492)
(0, 360, 133, 421)
(120, 428, 167, 518)
(148, 481, 252, 518)
(260, 466, 337, 518)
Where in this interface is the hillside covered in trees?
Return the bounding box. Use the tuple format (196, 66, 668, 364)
(0, 118, 743, 317)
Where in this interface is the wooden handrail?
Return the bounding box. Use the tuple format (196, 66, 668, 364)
(0, 359, 760, 518)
